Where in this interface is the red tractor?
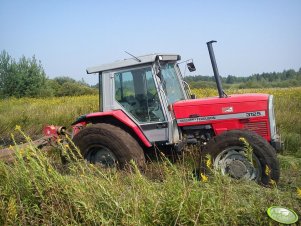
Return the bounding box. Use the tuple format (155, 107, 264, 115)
(69, 41, 280, 185)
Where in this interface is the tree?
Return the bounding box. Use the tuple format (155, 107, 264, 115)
(0, 50, 46, 98)
(226, 75, 235, 84)
(0, 50, 15, 97)
(53, 76, 76, 85)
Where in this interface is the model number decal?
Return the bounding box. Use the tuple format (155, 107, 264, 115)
(177, 111, 265, 124)
(246, 111, 262, 117)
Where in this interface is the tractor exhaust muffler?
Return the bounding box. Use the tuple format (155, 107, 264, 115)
(207, 40, 225, 98)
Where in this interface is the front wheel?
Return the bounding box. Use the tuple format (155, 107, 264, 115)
(200, 130, 280, 185)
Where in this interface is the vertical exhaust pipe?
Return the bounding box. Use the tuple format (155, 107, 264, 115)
(207, 40, 225, 98)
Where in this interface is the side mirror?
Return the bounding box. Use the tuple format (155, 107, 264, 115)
(191, 94, 196, 99)
(187, 62, 196, 72)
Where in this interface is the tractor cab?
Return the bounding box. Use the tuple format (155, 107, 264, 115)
(86, 54, 188, 145)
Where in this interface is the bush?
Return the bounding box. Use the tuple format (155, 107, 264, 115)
(46, 77, 98, 97)
(0, 51, 97, 98)
(0, 50, 46, 98)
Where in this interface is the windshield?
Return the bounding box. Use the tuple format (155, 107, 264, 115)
(161, 63, 186, 104)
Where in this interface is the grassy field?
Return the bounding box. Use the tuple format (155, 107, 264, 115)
(0, 95, 98, 146)
(0, 87, 301, 225)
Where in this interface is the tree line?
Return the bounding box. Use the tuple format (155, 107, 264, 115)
(184, 68, 301, 89)
(0, 50, 97, 99)
(1, 50, 300, 99)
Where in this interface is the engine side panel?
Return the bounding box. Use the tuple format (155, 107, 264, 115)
(174, 94, 271, 141)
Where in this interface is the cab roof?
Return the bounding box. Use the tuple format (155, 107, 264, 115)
(86, 53, 181, 74)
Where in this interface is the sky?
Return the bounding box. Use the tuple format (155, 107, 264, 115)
(1, 0, 300, 85)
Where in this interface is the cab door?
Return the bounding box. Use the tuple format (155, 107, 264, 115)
(113, 66, 170, 143)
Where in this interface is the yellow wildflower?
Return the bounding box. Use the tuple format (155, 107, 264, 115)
(200, 173, 208, 182)
(19, 149, 24, 157)
(265, 165, 271, 176)
(239, 137, 247, 143)
(206, 158, 212, 169)
(15, 125, 21, 131)
(205, 154, 212, 168)
(269, 179, 276, 187)
(7, 197, 17, 222)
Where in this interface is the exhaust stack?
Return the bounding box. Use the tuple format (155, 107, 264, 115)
(207, 40, 225, 98)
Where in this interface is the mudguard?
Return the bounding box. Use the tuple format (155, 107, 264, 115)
(71, 110, 152, 148)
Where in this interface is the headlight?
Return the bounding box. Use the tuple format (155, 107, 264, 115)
(268, 95, 277, 140)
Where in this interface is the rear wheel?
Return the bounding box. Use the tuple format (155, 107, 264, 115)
(200, 130, 280, 185)
(72, 123, 145, 169)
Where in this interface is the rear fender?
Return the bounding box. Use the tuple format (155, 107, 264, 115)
(71, 110, 152, 148)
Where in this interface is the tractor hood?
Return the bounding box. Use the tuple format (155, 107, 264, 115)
(173, 94, 269, 123)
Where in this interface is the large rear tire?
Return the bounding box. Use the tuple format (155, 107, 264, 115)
(72, 123, 145, 169)
(200, 130, 280, 185)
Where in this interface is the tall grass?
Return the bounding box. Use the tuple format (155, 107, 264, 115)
(0, 132, 300, 225)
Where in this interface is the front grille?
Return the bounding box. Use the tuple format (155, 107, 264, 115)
(244, 121, 268, 137)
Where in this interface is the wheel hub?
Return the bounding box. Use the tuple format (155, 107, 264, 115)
(214, 147, 259, 181)
(94, 151, 116, 166)
(226, 159, 248, 179)
(87, 146, 117, 167)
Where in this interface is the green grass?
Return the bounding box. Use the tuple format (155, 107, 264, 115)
(0, 137, 300, 225)
(0, 87, 301, 225)
(0, 95, 98, 145)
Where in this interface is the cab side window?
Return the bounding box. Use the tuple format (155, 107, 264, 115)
(114, 67, 165, 123)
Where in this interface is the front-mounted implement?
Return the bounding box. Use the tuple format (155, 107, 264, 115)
(0, 125, 67, 163)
